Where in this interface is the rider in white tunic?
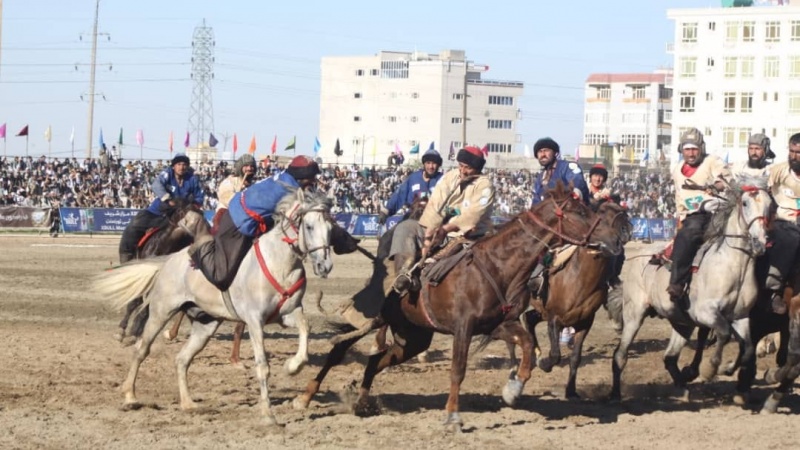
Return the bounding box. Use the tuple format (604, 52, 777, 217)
(730, 133, 774, 179)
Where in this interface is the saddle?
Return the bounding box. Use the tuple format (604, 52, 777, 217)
(137, 227, 161, 249)
(421, 237, 472, 287)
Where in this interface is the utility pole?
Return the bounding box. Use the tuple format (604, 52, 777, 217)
(85, 0, 100, 159)
(462, 62, 468, 147)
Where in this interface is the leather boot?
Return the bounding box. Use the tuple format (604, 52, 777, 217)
(771, 291, 787, 315)
(667, 283, 688, 309)
(187, 233, 214, 259)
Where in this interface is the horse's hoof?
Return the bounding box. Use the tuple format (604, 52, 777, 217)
(417, 352, 429, 364)
(680, 365, 700, 383)
(229, 360, 246, 370)
(264, 414, 281, 427)
(764, 368, 780, 385)
(443, 413, 463, 434)
(673, 387, 690, 402)
(565, 391, 581, 401)
(537, 358, 553, 373)
(180, 400, 199, 411)
(284, 358, 306, 376)
(121, 401, 142, 411)
(162, 329, 176, 341)
(120, 336, 138, 347)
(113, 332, 124, 342)
(502, 379, 524, 406)
(699, 362, 717, 382)
(760, 392, 783, 414)
(292, 396, 309, 410)
(732, 393, 748, 406)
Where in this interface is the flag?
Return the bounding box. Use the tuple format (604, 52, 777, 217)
(574, 146, 580, 161)
(334, 138, 343, 156)
(271, 135, 277, 155)
(70, 126, 75, 145)
(284, 135, 296, 151)
(44, 125, 52, 142)
(233, 133, 239, 154)
(628, 146, 635, 164)
(209, 133, 218, 148)
(395, 143, 402, 155)
(448, 142, 455, 160)
(184, 131, 190, 148)
(118, 127, 123, 146)
(428, 141, 435, 151)
(481, 144, 489, 157)
(0, 123, 6, 139)
(16, 125, 28, 137)
(523, 144, 532, 158)
(248, 135, 256, 154)
(169, 131, 174, 153)
(136, 129, 144, 147)
(313, 137, 321, 154)
(409, 143, 420, 154)
(98, 128, 104, 148)
(639, 148, 649, 168)
(371, 139, 377, 157)
(724, 150, 730, 165)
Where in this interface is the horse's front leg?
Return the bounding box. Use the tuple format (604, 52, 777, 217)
(282, 307, 309, 375)
(491, 321, 533, 406)
(443, 321, 474, 433)
(663, 325, 692, 389)
(294, 333, 364, 410)
(681, 326, 709, 383)
(700, 320, 732, 382)
(245, 317, 279, 426)
(611, 301, 649, 401)
(537, 318, 562, 373)
(761, 312, 800, 414)
(565, 316, 595, 400)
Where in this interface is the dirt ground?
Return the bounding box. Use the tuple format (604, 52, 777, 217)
(1, 234, 798, 450)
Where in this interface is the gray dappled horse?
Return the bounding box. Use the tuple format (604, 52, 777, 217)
(610, 175, 771, 401)
(94, 188, 333, 426)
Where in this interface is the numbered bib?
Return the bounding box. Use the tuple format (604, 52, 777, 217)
(684, 195, 704, 213)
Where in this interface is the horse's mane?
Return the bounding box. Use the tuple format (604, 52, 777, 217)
(704, 174, 768, 242)
(275, 186, 333, 219)
(483, 182, 573, 236)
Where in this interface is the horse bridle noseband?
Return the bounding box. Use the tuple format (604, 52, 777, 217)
(720, 185, 769, 256)
(522, 195, 605, 248)
(277, 204, 331, 261)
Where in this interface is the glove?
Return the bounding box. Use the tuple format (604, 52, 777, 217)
(378, 211, 388, 225)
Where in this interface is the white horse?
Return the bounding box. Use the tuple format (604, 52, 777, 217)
(94, 188, 333, 426)
(610, 175, 771, 401)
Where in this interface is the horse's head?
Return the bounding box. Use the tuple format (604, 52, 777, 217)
(276, 187, 334, 278)
(707, 175, 771, 256)
(175, 208, 210, 242)
(531, 181, 623, 256)
(597, 201, 632, 254)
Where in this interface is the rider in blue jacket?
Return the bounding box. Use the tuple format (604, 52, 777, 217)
(531, 137, 589, 205)
(379, 148, 443, 224)
(118, 153, 205, 263)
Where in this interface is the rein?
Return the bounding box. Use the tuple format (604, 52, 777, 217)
(525, 196, 603, 247)
(719, 187, 768, 257)
(254, 240, 305, 324)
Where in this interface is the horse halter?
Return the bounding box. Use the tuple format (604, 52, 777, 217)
(722, 185, 769, 256)
(277, 202, 331, 261)
(524, 195, 604, 248)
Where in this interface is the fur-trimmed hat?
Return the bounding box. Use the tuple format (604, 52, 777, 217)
(589, 164, 608, 181)
(233, 154, 256, 176)
(286, 155, 321, 180)
(171, 153, 190, 166)
(748, 133, 776, 160)
(533, 137, 560, 156)
(679, 128, 705, 151)
(421, 148, 443, 166)
(456, 146, 486, 172)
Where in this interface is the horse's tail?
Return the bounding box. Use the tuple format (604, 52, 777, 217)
(94, 256, 168, 313)
(606, 284, 624, 334)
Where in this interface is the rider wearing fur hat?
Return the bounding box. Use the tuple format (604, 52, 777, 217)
(667, 128, 731, 305)
(730, 133, 775, 179)
(531, 137, 589, 205)
(213, 154, 257, 230)
(388, 146, 496, 295)
(379, 147, 443, 224)
(118, 153, 205, 263)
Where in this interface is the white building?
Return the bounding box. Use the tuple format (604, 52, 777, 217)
(668, 2, 800, 163)
(318, 50, 523, 167)
(581, 72, 673, 169)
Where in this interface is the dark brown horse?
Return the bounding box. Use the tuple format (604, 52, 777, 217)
(114, 198, 200, 344)
(294, 184, 624, 431)
(522, 201, 630, 399)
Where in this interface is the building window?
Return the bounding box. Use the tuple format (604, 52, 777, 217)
(387, 116, 397, 123)
(763, 91, 769, 102)
(792, 20, 800, 41)
(354, 116, 361, 122)
(354, 92, 362, 99)
(743, 21, 755, 42)
(679, 57, 697, 78)
(776, 92, 780, 101)
(487, 119, 512, 129)
(740, 92, 753, 113)
(620, 134, 650, 153)
(766, 21, 781, 43)
(452, 93, 464, 100)
(707, 57, 715, 67)
(740, 56, 754, 78)
(682, 22, 698, 43)
(584, 134, 608, 145)
(791, 56, 800, 78)
(411, 92, 419, 99)
(724, 56, 738, 78)
(709, 21, 716, 31)
(410, 116, 418, 123)
(355, 69, 364, 76)
(724, 92, 736, 113)
(789, 93, 800, 114)
(738, 128, 752, 148)
(596, 86, 611, 99)
(451, 117, 463, 124)
(380, 60, 408, 79)
(659, 86, 673, 100)
(706, 92, 713, 101)
(679, 92, 696, 112)
(764, 56, 780, 78)
(488, 95, 513, 105)
(370, 69, 379, 76)
(487, 143, 512, 153)
(725, 21, 739, 43)
(631, 86, 646, 99)
(722, 127, 735, 148)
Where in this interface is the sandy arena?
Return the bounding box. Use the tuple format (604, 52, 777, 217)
(0, 235, 797, 449)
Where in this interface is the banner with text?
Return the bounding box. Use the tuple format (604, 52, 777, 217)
(0, 206, 51, 229)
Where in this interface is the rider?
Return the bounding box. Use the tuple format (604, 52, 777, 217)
(118, 153, 204, 264)
(764, 132, 800, 314)
(378, 148, 443, 224)
(730, 133, 775, 179)
(531, 137, 589, 206)
(667, 128, 731, 304)
(587, 163, 625, 287)
(214, 154, 257, 230)
(189, 155, 321, 292)
(388, 146, 495, 295)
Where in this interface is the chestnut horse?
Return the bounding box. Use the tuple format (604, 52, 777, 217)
(522, 201, 631, 399)
(294, 184, 624, 431)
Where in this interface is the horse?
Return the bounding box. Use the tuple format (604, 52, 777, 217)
(519, 201, 631, 399)
(114, 197, 200, 344)
(94, 188, 333, 426)
(610, 175, 771, 401)
(294, 183, 625, 431)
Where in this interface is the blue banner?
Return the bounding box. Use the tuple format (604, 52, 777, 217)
(350, 214, 381, 237)
(60, 207, 96, 233)
(648, 219, 666, 240)
(630, 218, 649, 240)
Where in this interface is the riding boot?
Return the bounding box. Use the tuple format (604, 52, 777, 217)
(527, 262, 546, 299)
(187, 232, 214, 260)
(765, 267, 787, 315)
(770, 291, 787, 315)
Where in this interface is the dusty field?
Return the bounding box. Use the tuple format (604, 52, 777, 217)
(0, 234, 797, 450)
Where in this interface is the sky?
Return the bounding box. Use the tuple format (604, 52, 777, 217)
(0, 0, 724, 161)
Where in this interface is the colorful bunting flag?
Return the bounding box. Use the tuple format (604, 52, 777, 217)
(409, 143, 419, 154)
(284, 135, 296, 151)
(209, 133, 218, 148)
(16, 125, 29, 137)
(233, 133, 239, 154)
(136, 129, 144, 147)
(44, 126, 52, 142)
(184, 131, 190, 149)
(271, 135, 277, 155)
(169, 131, 174, 153)
(0, 123, 6, 140)
(313, 137, 321, 154)
(98, 128, 104, 148)
(248, 135, 257, 154)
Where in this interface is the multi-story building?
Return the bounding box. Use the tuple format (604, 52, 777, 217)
(318, 50, 523, 167)
(581, 71, 673, 169)
(668, 1, 800, 163)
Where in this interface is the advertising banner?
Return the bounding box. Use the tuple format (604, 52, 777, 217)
(0, 206, 50, 229)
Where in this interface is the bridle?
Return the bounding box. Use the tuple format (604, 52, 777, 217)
(522, 195, 605, 248)
(276, 202, 331, 261)
(719, 185, 769, 256)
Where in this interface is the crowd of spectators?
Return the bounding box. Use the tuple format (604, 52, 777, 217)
(1, 154, 678, 218)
